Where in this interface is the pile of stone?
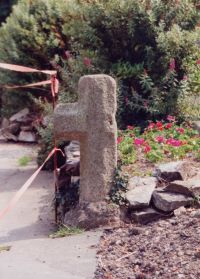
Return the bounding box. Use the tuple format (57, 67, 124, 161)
(125, 160, 200, 224)
(0, 108, 37, 143)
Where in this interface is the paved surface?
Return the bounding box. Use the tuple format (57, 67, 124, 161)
(0, 142, 101, 279)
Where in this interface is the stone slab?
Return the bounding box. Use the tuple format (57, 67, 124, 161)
(152, 190, 193, 212)
(64, 202, 120, 229)
(153, 161, 190, 182)
(165, 179, 200, 197)
(130, 208, 167, 224)
(18, 131, 36, 142)
(126, 182, 156, 209)
(9, 108, 29, 122)
(127, 176, 157, 191)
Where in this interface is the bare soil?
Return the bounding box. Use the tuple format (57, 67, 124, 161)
(94, 208, 200, 279)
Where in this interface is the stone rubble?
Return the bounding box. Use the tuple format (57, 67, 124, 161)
(0, 108, 38, 143)
(126, 160, 200, 224)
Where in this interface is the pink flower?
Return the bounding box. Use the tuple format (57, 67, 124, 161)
(176, 127, 184, 134)
(117, 137, 123, 144)
(127, 125, 134, 130)
(166, 138, 182, 147)
(134, 138, 145, 145)
(169, 58, 176, 71)
(165, 123, 173, 129)
(156, 136, 165, 143)
(167, 115, 175, 122)
(156, 121, 163, 130)
(183, 75, 188, 81)
(83, 57, 91, 67)
(143, 101, 148, 108)
(125, 97, 128, 105)
(147, 122, 155, 130)
(64, 50, 72, 59)
(144, 145, 151, 153)
(144, 69, 148, 76)
(196, 59, 200, 65)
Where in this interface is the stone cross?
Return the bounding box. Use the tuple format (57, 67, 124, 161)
(54, 74, 117, 205)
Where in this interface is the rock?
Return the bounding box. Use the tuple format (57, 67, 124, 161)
(165, 179, 200, 197)
(128, 227, 144, 236)
(194, 248, 200, 259)
(130, 207, 167, 224)
(20, 125, 33, 132)
(192, 121, 200, 135)
(8, 123, 20, 135)
(65, 141, 80, 161)
(1, 117, 9, 128)
(126, 181, 156, 209)
(152, 190, 193, 212)
(0, 135, 5, 141)
(174, 206, 187, 216)
(1, 131, 18, 141)
(153, 161, 191, 182)
(190, 209, 200, 218)
(9, 108, 29, 122)
(127, 176, 157, 191)
(54, 75, 117, 204)
(64, 202, 120, 229)
(18, 131, 36, 142)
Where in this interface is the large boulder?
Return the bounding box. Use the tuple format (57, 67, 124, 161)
(152, 190, 193, 212)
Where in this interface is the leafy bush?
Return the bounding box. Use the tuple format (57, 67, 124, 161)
(0, 0, 199, 125)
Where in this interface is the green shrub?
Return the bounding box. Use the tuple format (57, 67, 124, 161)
(0, 0, 199, 124)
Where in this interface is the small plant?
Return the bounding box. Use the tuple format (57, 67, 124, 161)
(109, 166, 129, 205)
(0, 245, 11, 253)
(18, 155, 32, 166)
(49, 225, 84, 239)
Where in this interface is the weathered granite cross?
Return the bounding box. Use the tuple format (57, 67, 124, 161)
(54, 74, 117, 205)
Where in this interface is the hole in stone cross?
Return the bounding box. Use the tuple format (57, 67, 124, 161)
(56, 140, 80, 224)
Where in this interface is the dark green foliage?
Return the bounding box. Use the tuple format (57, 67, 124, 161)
(0, 0, 199, 124)
(109, 166, 128, 205)
(0, 0, 17, 24)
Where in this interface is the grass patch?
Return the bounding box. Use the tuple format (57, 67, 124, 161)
(49, 225, 84, 239)
(0, 245, 11, 253)
(18, 155, 32, 166)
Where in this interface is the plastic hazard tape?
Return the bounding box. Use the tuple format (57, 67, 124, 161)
(0, 63, 56, 75)
(0, 148, 60, 221)
(0, 62, 59, 97)
(0, 62, 60, 222)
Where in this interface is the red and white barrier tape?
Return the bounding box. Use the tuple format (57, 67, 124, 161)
(0, 62, 60, 222)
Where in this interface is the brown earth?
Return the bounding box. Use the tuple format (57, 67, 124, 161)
(94, 208, 200, 279)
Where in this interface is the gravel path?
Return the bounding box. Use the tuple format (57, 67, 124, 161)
(0, 142, 101, 279)
(94, 209, 200, 279)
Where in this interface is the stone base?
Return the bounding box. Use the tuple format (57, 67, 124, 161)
(63, 201, 120, 229)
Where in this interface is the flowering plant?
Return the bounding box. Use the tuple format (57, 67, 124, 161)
(118, 118, 200, 164)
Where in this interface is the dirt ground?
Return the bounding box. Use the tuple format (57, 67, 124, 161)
(94, 209, 200, 279)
